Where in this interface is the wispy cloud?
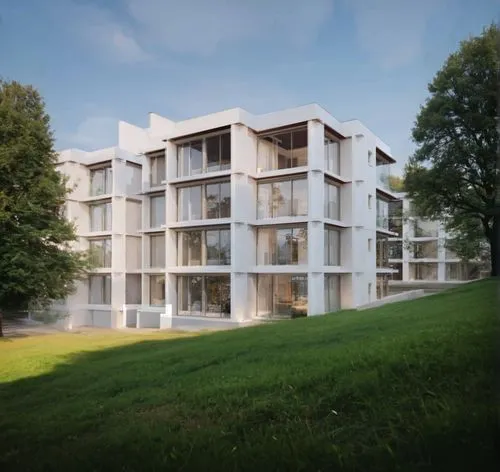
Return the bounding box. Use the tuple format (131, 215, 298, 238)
(60, 104, 118, 150)
(54, 1, 150, 63)
(126, 0, 334, 55)
(347, 0, 441, 68)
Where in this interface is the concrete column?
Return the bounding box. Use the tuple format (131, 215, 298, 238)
(166, 141, 177, 180)
(307, 120, 324, 171)
(308, 271, 325, 316)
(165, 273, 177, 315)
(230, 272, 248, 321)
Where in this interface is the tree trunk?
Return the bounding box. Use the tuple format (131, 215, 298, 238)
(0, 309, 3, 337)
(491, 214, 500, 277)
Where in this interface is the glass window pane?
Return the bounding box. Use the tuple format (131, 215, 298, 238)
(150, 195, 165, 227)
(206, 136, 220, 172)
(325, 183, 340, 220)
(220, 182, 231, 218)
(325, 275, 340, 312)
(206, 183, 220, 219)
(151, 155, 166, 186)
(257, 183, 272, 219)
(179, 276, 202, 314)
(257, 228, 275, 265)
(126, 274, 141, 304)
(150, 234, 165, 268)
(178, 188, 188, 221)
(276, 228, 292, 264)
(276, 132, 292, 169)
(190, 186, 202, 220)
(274, 181, 292, 217)
(190, 141, 203, 175)
(295, 228, 308, 264)
(291, 129, 308, 167)
(206, 230, 219, 265)
(220, 133, 231, 170)
(325, 138, 340, 174)
(220, 229, 231, 265)
(256, 275, 273, 317)
(179, 144, 190, 177)
(292, 179, 308, 216)
(90, 169, 104, 196)
(291, 275, 308, 317)
(150, 275, 165, 306)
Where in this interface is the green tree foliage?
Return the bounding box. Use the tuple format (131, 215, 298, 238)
(0, 80, 89, 336)
(405, 25, 500, 276)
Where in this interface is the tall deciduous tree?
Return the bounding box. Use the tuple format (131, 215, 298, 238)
(0, 80, 88, 336)
(405, 25, 500, 276)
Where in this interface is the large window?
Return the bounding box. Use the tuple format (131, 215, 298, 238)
(388, 200, 403, 236)
(377, 236, 389, 268)
(409, 263, 438, 280)
(257, 226, 307, 265)
(376, 275, 389, 299)
(413, 219, 438, 237)
(178, 133, 231, 177)
(257, 127, 308, 171)
(89, 238, 112, 268)
(178, 231, 202, 266)
(90, 166, 112, 196)
(445, 245, 458, 260)
(150, 234, 165, 268)
(178, 182, 230, 221)
(90, 202, 112, 231)
(178, 229, 231, 266)
(325, 181, 340, 220)
(149, 151, 166, 186)
(376, 198, 389, 229)
(126, 274, 141, 304)
(150, 195, 165, 227)
(256, 274, 308, 318)
(389, 263, 403, 280)
(388, 240, 402, 259)
(206, 229, 231, 265)
(324, 136, 340, 174)
(257, 178, 307, 218)
(446, 262, 480, 281)
(178, 275, 230, 318)
(125, 163, 142, 195)
(150, 275, 165, 306)
(324, 227, 340, 265)
(89, 275, 111, 304)
(412, 240, 438, 259)
(325, 275, 341, 312)
(206, 182, 231, 219)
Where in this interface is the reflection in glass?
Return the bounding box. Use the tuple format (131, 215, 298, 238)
(150, 275, 165, 306)
(256, 274, 308, 318)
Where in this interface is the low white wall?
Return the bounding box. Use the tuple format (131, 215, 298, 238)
(357, 290, 426, 310)
(137, 310, 161, 328)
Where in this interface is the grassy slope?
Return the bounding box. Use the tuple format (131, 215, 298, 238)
(0, 280, 498, 471)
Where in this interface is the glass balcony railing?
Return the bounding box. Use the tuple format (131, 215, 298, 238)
(376, 164, 390, 191)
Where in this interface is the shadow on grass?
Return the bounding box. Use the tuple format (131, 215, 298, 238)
(0, 280, 498, 472)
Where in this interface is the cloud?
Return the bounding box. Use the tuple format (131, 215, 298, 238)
(126, 0, 334, 55)
(55, 1, 150, 63)
(347, 0, 440, 68)
(62, 112, 118, 150)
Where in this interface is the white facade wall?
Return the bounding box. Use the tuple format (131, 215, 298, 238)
(58, 104, 398, 329)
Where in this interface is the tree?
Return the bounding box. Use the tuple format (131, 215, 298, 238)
(0, 80, 89, 336)
(404, 25, 500, 276)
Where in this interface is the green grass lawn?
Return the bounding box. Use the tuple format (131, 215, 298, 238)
(0, 280, 498, 471)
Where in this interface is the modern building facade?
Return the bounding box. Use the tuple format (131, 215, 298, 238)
(56, 104, 399, 329)
(387, 192, 486, 283)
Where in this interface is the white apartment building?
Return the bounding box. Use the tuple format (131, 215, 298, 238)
(56, 104, 399, 329)
(387, 193, 486, 284)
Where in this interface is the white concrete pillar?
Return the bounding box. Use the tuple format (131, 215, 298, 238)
(231, 272, 248, 320)
(307, 120, 324, 171)
(308, 271, 325, 316)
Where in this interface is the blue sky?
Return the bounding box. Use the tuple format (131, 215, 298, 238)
(0, 0, 496, 174)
